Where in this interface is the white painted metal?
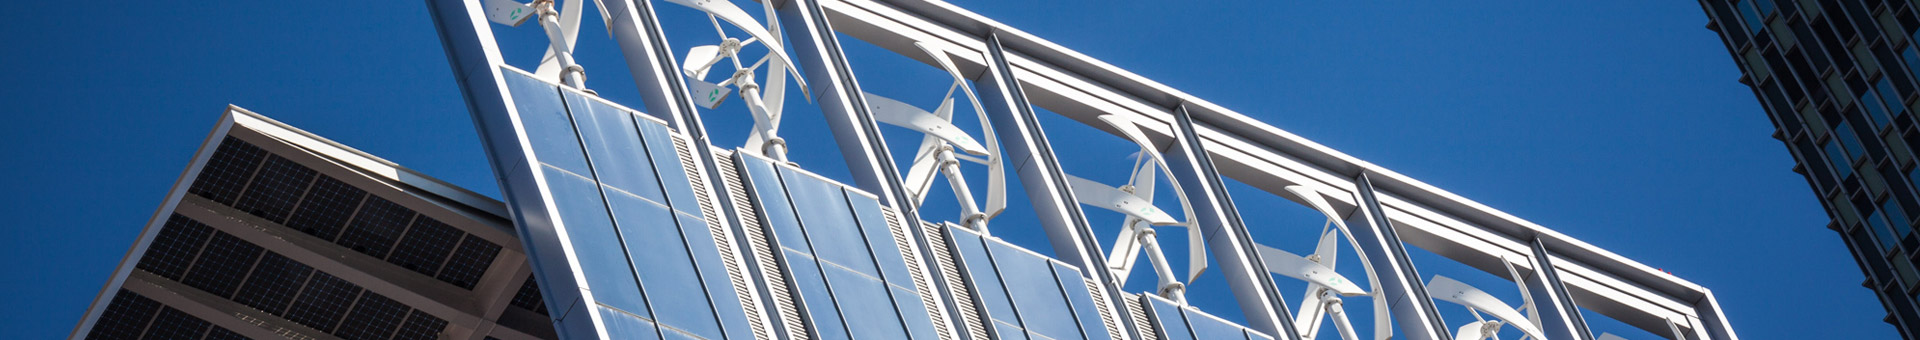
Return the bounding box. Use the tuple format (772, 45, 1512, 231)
(1428, 275, 1546, 340)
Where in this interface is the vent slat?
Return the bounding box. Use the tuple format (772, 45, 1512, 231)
(880, 207, 954, 340)
(674, 136, 769, 340)
(925, 221, 987, 340)
(713, 149, 806, 340)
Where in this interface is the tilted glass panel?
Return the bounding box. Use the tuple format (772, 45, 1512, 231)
(283, 271, 363, 332)
(599, 305, 664, 340)
(335, 195, 416, 259)
(284, 174, 366, 240)
(948, 226, 1019, 327)
(334, 292, 410, 340)
(501, 69, 591, 175)
(780, 167, 881, 275)
(891, 285, 941, 340)
(606, 190, 715, 336)
(438, 235, 502, 289)
(188, 136, 266, 206)
(1144, 296, 1196, 340)
(846, 191, 915, 287)
(231, 251, 315, 315)
(786, 255, 851, 340)
(988, 241, 1083, 340)
(564, 90, 666, 203)
(1183, 308, 1247, 340)
(675, 210, 756, 339)
(740, 154, 810, 253)
(822, 266, 912, 339)
(542, 168, 649, 316)
(388, 216, 463, 277)
(639, 121, 700, 214)
(1053, 262, 1112, 340)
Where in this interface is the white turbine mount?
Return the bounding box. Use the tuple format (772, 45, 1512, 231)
(672, 0, 810, 163)
(1067, 115, 1205, 304)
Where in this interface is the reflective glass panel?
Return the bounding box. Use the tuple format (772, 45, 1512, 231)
(1146, 296, 1195, 340)
(1054, 262, 1110, 340)
(607, 190, 706, 327)
(822, 267, 910, 339)
(1184, 310, 1244, 340)
(846, 190, 914, 286)
(988, 241, 1081, 340)
(949, 227, 1018, 322)
(564, 91, 665, 203)
(1826, 140, 1854, 179)
(678, 211, 755, 339)
(785, 255, 850, 340)
(501, 69, 590, 174)
(639, 121, 700, 214)
(741, 156, 811, 253)
(598, 305, 663, 340)
(542, 169, 648, 315)
(780, 168, 879, 275)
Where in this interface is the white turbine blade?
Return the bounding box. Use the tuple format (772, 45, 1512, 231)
(901, 143, 943, 207)
(1065, 174, 1179, 225)
(916, 42, 969, 84)
(685, 77, 733, 109)
(762, 51, 789, 119)
(483, 0, 536, 26)
(1100, 114, 1195, 227)
(1428, 276, 1545, 340)
(590, 0, 614, 36)
(1256, 243, 1367, 296)
(1314, 228, 1341, 271)
(917, 42, 1006, 218)
(535, 0, 587, 81)
(682, 45, 722, 79)
(1597, 332, 1628, 340)
(1107, 223, 1146, 282)
(1187, 225, 1206, 284)
(863, 92, 989, 155)
(1455, 321, 1492, 340)
(664, 0, 807, 96)
(1293, 287, 1328, 339)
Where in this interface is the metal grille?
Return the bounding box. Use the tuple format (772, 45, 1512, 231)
(141, 306, 211, 340)
(924, 221, 986, 340)
(387, 216, 461, 277)
(179, 231, 265, 298)
(1084, 279, 1126, 340)
(232, 154, 318, 223)
(509, 276, 548, 315)
(1123, 294, 1156, 340)
(283, 271, 364, 332)
(136, 214, 215, 281)
(231, 251, 316, 315)
(392, 310, 450, 340)
(284, 174, 366, 240)
(674, 135, 769, 340)
(335, 195, 415, 259)
(86, 290, 160, 340)
(188, 136, 267, 206)
(437, 235, 502, 289)
(881, 207, 952, 340)
(711, 148, 805, 340)
(333, 292, 410, 340)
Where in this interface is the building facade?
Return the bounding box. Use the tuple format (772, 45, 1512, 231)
(73, 1, 1744, 340)
(1696, 0, 1920, 337)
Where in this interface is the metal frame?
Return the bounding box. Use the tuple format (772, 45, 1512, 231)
(1162, 104, 1299, 339)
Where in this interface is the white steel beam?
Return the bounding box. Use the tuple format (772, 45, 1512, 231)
(1162, 105, 1299, 339)
(1525, 238, 1595, 340)
(1346, 173, 1452, 340)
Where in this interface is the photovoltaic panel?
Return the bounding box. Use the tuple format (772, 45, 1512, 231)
(203, 326, 248, 340)
(140, 306, 211, 340)
(392, 309, 450, 340)
(336, 195, 416, 259)
(136, 214, 214, 281)
(437, 234, 502, 289)
(179, 231, 266, 298)
(230, 251, 315, 315)
(387, 216, 461, 277)
(510, 276, 548, 315)
(284, 174, 368, 240)
(334, 292, 410, 340)
(283, 271, 364, 332)
(85, 290, 160, 340)
(232, 154, 318, 223)
(189, 136, 267, 206)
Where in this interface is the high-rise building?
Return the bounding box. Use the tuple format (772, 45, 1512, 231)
(72, 1, 1743, 340)
(1696, 0, 1920, 337)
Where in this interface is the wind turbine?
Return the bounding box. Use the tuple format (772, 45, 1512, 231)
(670, 0, 810, 162)
(484, 0, 615, 89)
(1274, 185, 1396, 340)
(1065, 115, 1205, 303)
(862, 43, 1007, 234)
(1426, 260, 1548, 340)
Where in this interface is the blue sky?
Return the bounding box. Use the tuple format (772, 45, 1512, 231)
(0, 0, 1885, 339)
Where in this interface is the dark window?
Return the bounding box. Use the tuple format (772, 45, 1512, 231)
(387, 216, 461, 277)
(1873, 209, 1902, 252)
(283, 174, 367, 241)
(1865, 89, 1895, 129)
(1892, 200, 1915, 239)
(1740, 0, 1767, 34)
(1839, 121, 1869, 160)
(1830, 138, 1859, 179)
(231, 252, 315, 315)
(336, 195, 416, 259)
(188, 137, 267, 206)
(85, 290, 160, 340)
(436, 235, 501, 289)
(179, 231, 265, 298)
(136, 215, 214, 281)
(1880, 77, 1909, 118)
(232, 154, 318, 223)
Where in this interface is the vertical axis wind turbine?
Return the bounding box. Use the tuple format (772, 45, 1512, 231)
(1067, 115, 1204, 304)
(861, 43, 1007, 234)
(672, 0, 811, 162)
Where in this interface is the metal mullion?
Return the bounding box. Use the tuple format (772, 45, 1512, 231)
(554, 85, 669, 339)
(1164, 104, 1298, 340)
(1345, 173, 1451, 340)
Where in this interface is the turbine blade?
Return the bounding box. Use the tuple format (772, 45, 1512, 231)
(683, 45, 722, 79)
(901, 140, 943, 207)
(1187, 224, 1206, 284)
(1255, 243, 1366, 296)
(863, 92, 989, 155)
(1428, 275, 1545, 340)
(1455, 321, 1490, 340)
(1314, 227, 1340, 269)
(664, 0, 807, 99)
(1065, 174, 1179, 225)
(685, 77, 733, 109)
(535, 0, 587, 81)
(1107, 223, 1145, 282)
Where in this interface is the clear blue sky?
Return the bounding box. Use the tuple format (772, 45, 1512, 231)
(0, 0, 1884, 339)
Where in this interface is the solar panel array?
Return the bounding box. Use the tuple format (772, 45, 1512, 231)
(83, 289, 255, 340)
(184, 136, 503, 289)
(107, 214, 452, 340)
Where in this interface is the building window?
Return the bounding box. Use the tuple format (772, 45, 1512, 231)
(1830, 139, 1857, 179)
(1889, 199, 1914, 240)
(1871, 209, 1901, 252)
(1737, 0, 1766, 34)
(1864, 91, 1895, 130)
(1880, 77, 1908, 117)
(1905, 47, 1920, 85)
(1838, 122, 1868, 162)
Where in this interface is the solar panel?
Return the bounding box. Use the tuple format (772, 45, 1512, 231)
(85, 290, 160, 340)
(283, 271, 364, 332)
(509, 276, 548, 315)
(179, 231, 266, 298)
(436, 234, 502, 289)
(136, 214, 214, 281)
(336, 195, 415, 259)
(284, 174, 367, 240)
(140, 306, 211, 340)
(392, 309, 450, 340)
(188, 136, 267, 206)
(231, 251, 315, 315)
(387, 216, 461, 277)
(232, 154, 318, 223)
(203, 326, 248, 340)
(334, 292, 410, 340)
